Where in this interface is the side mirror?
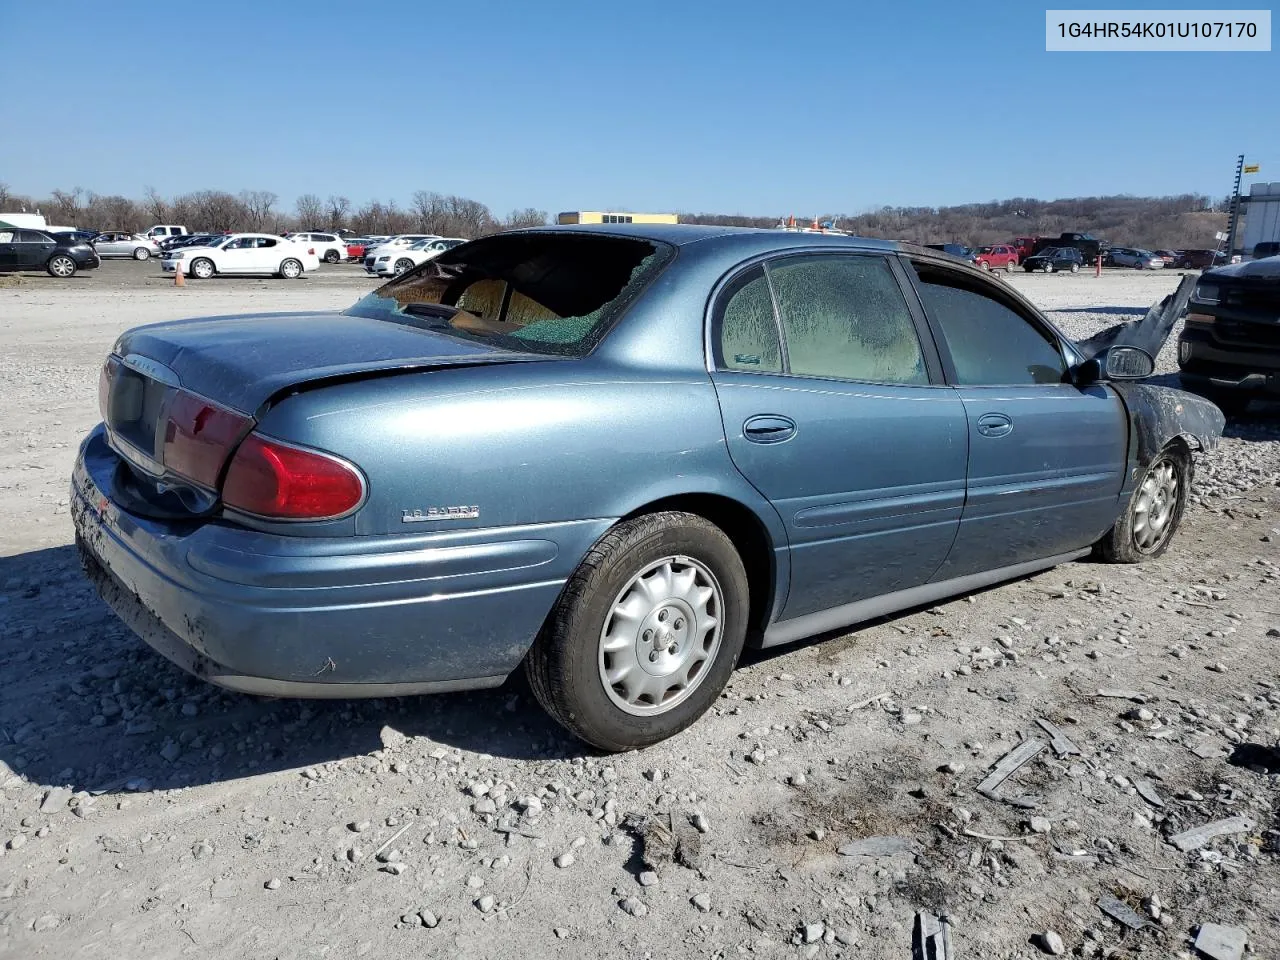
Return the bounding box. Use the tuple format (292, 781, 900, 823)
(1078, 345, 1155, 383)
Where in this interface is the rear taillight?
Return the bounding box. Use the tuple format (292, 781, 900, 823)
(222, 433, 365, 521)
(162, 393, 251, 487)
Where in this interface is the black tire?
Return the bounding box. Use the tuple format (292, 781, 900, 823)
(190, 257, 215, 279)
(979, 260, 991, 271)
(1096, 444, 1191, 563)
(47, 255, 77, 278)
(393, 257, 415, 275)
(323, 249, 340, 264)
(279, 258, 303, 279)
(1043, 263, 1054, 273)
(133, 247, 151, 261)
(525, 511, 749, 751)
(1070, 263, 1080, 273)
(1005, 260, 1016, 273)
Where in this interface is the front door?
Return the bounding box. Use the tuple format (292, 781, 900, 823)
(0, 229, 16, 269)
(216, 237, 258, 273)
(709, 253, 968, 622)
(14, 230, 55, 269)
(904, 258, 1128, 580)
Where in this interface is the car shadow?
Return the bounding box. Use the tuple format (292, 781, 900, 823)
(0, 546, 592, 800)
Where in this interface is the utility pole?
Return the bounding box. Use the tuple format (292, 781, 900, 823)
(1225, 153, 1244, 259)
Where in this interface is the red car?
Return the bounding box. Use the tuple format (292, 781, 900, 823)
(974, 243, 1020, 272)
(345, 238, 373, 261)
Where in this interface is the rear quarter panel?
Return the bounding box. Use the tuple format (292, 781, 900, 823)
(251, 358, 783, 543)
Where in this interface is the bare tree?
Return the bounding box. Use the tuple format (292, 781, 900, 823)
(239, 190, 279, 231)
(503, 208, 548, 230)
(295, 193, 324, 228)
(47, 188, 85, 226)
(325, 195, 351, 231)
(142, 186, 168, 223)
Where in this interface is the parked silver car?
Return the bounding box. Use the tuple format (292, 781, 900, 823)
(1108, 247, 1164, 270)
(93, 232, 161, 261)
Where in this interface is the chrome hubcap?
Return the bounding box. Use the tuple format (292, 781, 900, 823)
(598, 556, 723, 716)
(194, 261, 213, 278)
(51, 258, 73, 276)
(1133, 457, 1179, 552)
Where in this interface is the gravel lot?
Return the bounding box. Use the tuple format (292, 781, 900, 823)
(0, 261, 1277, 959)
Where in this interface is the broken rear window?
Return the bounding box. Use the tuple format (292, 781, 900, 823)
(343, 233, 673, 358)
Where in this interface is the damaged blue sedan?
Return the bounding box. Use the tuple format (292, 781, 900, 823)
(73, 225, 1223, 750)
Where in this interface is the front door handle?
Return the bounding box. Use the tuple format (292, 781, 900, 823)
(976, 413, 1013, 438)
(743, 415, 797, 444)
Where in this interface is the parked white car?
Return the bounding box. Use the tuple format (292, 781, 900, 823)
(92, 231, 162, 260)
(362, 234, 440, 273)
(369, 237, 468, 277)
(145, 225, 189, 242)
(286, 231, 347, 264)
(161, 233, 320, 279)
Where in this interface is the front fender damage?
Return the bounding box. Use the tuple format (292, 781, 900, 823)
(1111, 382, 1225, 469)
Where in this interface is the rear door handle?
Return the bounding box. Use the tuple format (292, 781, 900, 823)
(743, 415, 797, 443)
(976, 413, 1013, 438)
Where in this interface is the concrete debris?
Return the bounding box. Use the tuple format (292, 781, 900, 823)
(1097, 894, 1149, 931)
(622, 811, 702, 875)
(837, 836, 917, 858)
(1035, 718, 1081, 757)
(1134, 778, 1165, 808)
(1167, 816, 1257, 852)
(619, 896, 647, 917)
(1038, 930, 1065, 955)
(1095, 689, 1147, 702)
(691, 892, 712, 912)
(976, 738, 1046, 800)
(38, 787, 71, 814)
(913, 911, 953, 960)
(1194, 923, 1247, 960)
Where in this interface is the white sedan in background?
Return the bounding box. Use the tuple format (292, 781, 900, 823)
(362, 234, 440, 273)
(369, 237, 467, 277)
(161, 233, 321, 279)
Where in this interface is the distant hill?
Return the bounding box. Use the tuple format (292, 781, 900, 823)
(680, 194, 1229, 251)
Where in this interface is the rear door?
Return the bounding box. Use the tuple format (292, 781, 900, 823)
(254, 236, 282, 271)
(903, 258, 1127, 580)
(709, 252, 968, 622)
(14, 230, 55, 268)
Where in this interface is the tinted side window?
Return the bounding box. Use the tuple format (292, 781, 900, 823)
(258, 238, 278, 248)
(768, 256, 926, 384)
(15, 230, 50, 243)
(912, 266, 1067, 386)
(714, 266, 781, 373)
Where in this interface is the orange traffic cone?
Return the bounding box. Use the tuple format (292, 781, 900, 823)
(174, 260, 185, 287)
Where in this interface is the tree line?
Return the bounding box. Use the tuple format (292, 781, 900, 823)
(681, 193, 1230, 251)
(0, 183, 1231, 249)
(0, 183, 548, 238)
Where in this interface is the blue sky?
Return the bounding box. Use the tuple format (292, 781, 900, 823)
(0, 0, 1275, 217)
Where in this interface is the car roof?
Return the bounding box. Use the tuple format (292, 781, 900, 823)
(510, 222, 901, 255)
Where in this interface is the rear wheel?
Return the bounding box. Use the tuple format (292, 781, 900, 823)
(1070, 262, 1080, 273)
(47, 255, 77, 278)
(393, 257, 415, 275)
(323, 249, 340, 264)
(525, 511, 749, 751)
(279, 258, 303, 279)
(1096, 446, 1190, 563)
(190, 257, 215, 279)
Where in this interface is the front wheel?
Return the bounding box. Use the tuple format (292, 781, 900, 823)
(393, 257, 415, 275)
(47, 255, 77, 278)
(279, 258, 303, 279)
(190, 257, 215, 279)
(1005, 260, 1016, 273)
(133, 247, 151, 261)
(525, 511, 749, 751)
(1043, 263, 1054, 273)
(1096, 446, 1191, 563)
(979, 260, 991, 271)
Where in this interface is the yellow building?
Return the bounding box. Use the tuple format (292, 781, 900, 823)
(556, 211, 679, 226)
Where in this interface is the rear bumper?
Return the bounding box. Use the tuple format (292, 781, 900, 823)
(72, 426, 605, 697)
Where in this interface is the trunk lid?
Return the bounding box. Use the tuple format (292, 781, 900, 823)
(114, 310, 548, 414)
(101, 311, 552, 509)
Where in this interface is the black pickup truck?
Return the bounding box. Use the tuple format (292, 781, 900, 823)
(1178, 255, 1280, 415)
(1032, 232, 1105, 265)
